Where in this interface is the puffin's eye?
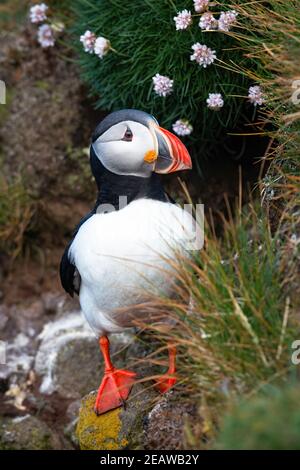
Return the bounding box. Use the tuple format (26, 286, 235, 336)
(122, 128, 133, 142)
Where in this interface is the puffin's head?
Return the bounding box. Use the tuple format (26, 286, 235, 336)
(91, 109, 192, 178)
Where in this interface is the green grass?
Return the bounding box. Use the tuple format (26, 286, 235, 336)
(0, 174, 36, 258)
(0, 0, 28, 30)
(215, 382, 300, 449)
(71, 0, 259, 161)
(141, 202, 295, 397)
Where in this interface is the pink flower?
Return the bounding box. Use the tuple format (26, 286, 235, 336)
(199, 12, 218, 30)
(172, 119, 193, 136)
(218, 10, 238, 32)
(174, 10, 192, 30)
(152, 74, 174, 97)
(248, 86, 265, 106)
(193, 0, 209, 13)
(190, 43, 216, 68)
(94, 37, 111, 58)
(206, 93, 224, 110)
(29, 3, 48, 24)
(37, 24, 55, 48)
(80, 30, 96, 54)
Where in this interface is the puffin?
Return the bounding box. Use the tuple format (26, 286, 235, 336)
(60, 109, 195, 415)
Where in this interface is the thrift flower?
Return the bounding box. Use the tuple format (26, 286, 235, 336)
(152, 74, 174, 97)
(80, 30, 96, 54)
(206, 93, 224, 110)
(174, 10, 192, 30)
(94, 36, 111, 58)
(248, 85, 265, 106)
(199, 12, 218, 30)
(172, 119, 193, 136)
(218, 10, 238, 32)
(190, 43, 216, 68)
(37, 24, 55, 48)
(194, 0, 209, 13)
(29, 3, 48, 24)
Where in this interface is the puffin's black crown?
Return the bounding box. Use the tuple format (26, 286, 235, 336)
(92, 109, 158, 143)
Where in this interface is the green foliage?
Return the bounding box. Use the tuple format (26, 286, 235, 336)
(0, 0, 28, 30)
(215, 383, 300, 449)
(142, 203, 295, 400)
(0, 175, 35, 258)
(71, 0, 255, 159)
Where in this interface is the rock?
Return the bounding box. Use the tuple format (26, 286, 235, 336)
(144, 395, 196, 450)
(0, 333, 35, 386)
(0, 415, 62, 450)
(0, 306, 9, 331)
(76, 384, 156, 450)
(0, 27, 98, 237)
(66, 400, 82, 423)
(10, 303, 46, 336)
(34, 312, 133, 399)
(41, 292, 65, 315)
(64, 399, 82, 447)
(22, 300, 44, 319)
(124, 333, 156, 378)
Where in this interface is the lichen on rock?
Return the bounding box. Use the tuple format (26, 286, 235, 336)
(76, 383, 157, 450)
(76, 392, 127, 450)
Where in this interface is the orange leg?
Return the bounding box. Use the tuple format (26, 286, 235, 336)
(94, 336, 136, 415)
(155, 343, 177, 393)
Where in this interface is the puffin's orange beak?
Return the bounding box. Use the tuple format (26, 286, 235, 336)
(153, 126, 192, 174)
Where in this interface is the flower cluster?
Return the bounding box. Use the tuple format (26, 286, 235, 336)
(94, 37, 111, 59)
(80, 30, 111, 59)
(152, 74, 174, 97)
(80, 30, 96, 54)
(198, 9, 238, 31)
(29, 3, 48, 23)
(190, 43, 216, 68)
(199, 12, 218, 30)
(193, 0, 209, 13)
(37, 24, 55, 48)
(173, 10, 192, 31)
(172, 119, 193, 136)
(218, 10, 238, 32)
(29, 3, 64, 48)
(78, 1, 265, 138)
(206, 93, 224, 110)
(248, 86, 265, 106)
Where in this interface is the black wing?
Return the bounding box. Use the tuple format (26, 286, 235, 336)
(59, 210, 96, 297)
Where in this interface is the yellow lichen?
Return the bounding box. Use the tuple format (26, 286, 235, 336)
(76, 392, 128, 450)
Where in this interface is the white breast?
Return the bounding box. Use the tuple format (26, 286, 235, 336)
(69, 199, 196, 336)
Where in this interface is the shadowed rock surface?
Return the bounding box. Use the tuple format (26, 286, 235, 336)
(0, 415, 62, 450)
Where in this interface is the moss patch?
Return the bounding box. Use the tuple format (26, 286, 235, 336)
(76, 392, 128, 450)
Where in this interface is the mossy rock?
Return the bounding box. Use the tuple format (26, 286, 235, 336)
(76, 384, 156, 450)
(0, 415, 61, 450)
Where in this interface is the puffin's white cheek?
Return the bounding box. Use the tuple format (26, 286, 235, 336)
(95, 141, 144, 175)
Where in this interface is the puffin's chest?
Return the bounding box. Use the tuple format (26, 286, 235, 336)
(69, 199, 194, 299)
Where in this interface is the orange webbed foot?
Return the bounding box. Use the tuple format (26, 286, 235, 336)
(94, 367, 136, 415)
(155, 375, 177, 394)
(154, 343, 177, 394)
